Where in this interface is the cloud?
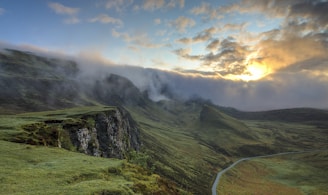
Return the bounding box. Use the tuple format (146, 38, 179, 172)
(112, 29, 164, 48)
(255, 34, 328, 72)
(156, 70, 328, 111)
(138, 0, 184, 11)
(219, 23, 248, 32)
(206, 39, 220, 52)
(151, 58, 171, 68)
(105, 0, 133, 11)
(154, 18, 161, 25)
(217, 0, 287, 18)
(177, 28, 213, 44)
(177, 23, 246, 45)
(218, 0, 328, 25)
(174, 48, 203, 61)
(0, 7, 5, 15)
(189, 2, 221, 20)
(64, 17, 80, 24)
(89, 14, 123, 26)
(48, 2, 79, 15)
(175, 0, 328, 81)
(167, 0, 185, 8)
(171, 16, 196, 33)
(48, 2, 80, 24)
(142, 0, 165, 11)
(288, 0, 328, 28)
(175, 37, 251, 76)
(2, 41, 327, 111)
(190, 2, 211, 15)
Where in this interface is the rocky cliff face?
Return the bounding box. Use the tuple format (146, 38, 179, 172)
(65, 107, 140, 159)
(16, 107, 140, 159)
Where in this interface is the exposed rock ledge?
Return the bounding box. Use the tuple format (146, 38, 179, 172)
(65, 107, 140, 159)
(16, 107, 140, 159)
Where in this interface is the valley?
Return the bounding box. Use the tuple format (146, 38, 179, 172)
(0, 49, 327, 194)
(216, 150, 328, 194)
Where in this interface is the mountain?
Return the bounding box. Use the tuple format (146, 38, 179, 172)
(219, 106, 328, 122)
(1, 49, 327, 194)
(0, 49, 147, 113)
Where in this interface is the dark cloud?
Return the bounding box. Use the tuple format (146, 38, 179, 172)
(177, 27, 213, 44)
(180, 37, 251, 75)
(289, 0, 328, 27)
(173, 48, 203, 61)
(158, 71, 328, 111)
(206, 39, 220, 51)
(175, 0, 328, 79)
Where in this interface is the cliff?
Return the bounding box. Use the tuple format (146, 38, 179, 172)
(14, 107, 140, 159)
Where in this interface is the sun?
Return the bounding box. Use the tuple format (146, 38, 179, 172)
(238, 62, 270, 81)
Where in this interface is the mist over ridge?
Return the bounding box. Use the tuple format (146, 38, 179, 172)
(1, 43, 327, 111)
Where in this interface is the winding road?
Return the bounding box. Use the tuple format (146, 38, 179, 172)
(211, 151, 314, 195)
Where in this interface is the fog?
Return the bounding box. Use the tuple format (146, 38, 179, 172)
(1, 42, 327, 111)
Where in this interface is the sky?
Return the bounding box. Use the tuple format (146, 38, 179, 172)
(0, 0, 327, 110)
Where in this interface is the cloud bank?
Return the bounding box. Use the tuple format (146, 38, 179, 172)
(1, 41, 327, 111)
(173, 0, 328, 82)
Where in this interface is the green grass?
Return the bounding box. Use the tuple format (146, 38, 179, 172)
(0, 105, 186, 194)
(218, 150, 328, 194)
(127, 102, 257, 194)
(244, 120, 328, 151)
(0, 140, 176, 195)
(1, 102, 328, 194)
(0, 106, 114, 140)
(127, 101, 328, 194)
(0, 140, 128, 195)
(259, 151, 328, 194)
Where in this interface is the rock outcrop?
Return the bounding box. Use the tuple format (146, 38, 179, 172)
(16, 107, 140, 159)
(65, 107, 140, 158)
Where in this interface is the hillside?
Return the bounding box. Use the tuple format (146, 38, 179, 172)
(1, 49, 327, 194)
(219, 106, 328, 123)
(0, 49, 148, 113)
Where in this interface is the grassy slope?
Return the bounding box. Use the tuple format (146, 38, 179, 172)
(1, 104, 327, 194)
(0, 140, 171, 195)
(127, 101, 309, 193)
(217, 150, 328, 194)
(0, 106, 115, 141)
(127, 102, 231, 194)
(244, 120, 328, 151)
(0, 106, 181, 195)
(128, 101, 328, 194)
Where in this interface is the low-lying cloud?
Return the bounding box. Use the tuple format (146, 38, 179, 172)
(1, 42, 327, 111)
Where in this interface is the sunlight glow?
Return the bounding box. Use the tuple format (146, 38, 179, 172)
(223, 61, 271, 81)
(243, 62, 269, 81)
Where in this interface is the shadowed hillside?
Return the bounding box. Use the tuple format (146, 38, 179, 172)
(0, 49, 148, 113)
(219, 106, 328, 122)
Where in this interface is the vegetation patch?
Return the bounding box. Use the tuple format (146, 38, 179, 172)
(217, 151, 328, 194)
